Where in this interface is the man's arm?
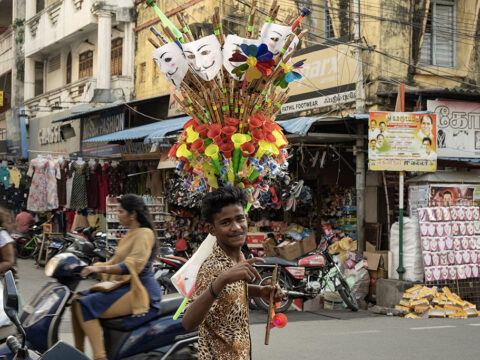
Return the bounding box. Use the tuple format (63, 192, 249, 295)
(248, 284, 287, 301)
(182, 257, 264, 331)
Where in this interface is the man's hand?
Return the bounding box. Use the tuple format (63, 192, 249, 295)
(218, 257, 266, 285)
(260, 284, 286, 302)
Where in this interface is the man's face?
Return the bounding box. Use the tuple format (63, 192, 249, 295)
(444, 193, 453, 206)
(377, 135, 384, 147)
(182, 35, 223, 81)
(421, 116, 432, 134)
(209, 204, 248, 250)
(422, 140, 431, 153)
(223, 35, 260, 80)
(153, 43, 188, 88)
(370, 121, 377, 130)
(370, 141, 376, 150)
(379, 123, 386, 132)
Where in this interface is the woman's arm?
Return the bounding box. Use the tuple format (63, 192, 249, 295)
(80, 264, 125, 278)
(0, 243, 15, 273)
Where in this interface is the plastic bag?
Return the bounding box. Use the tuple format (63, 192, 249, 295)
(344, 267, 370, 301)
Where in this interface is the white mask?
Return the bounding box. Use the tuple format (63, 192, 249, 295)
(153, 43, 189, 88)
(222, 35, 260, 80)
(260, 23, 294, 57)
(182, 35, 222, 81)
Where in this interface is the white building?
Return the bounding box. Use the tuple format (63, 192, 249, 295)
(23, 0, 135, 120)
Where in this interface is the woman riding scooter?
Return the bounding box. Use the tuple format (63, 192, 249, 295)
(71, 194, 162, 360)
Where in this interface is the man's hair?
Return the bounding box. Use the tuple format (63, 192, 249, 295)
(444, 191, 452, 197)
(377, 134, 384, 140)
(421, 115, 432, 125)
(422, 137, 432, 145)
(370, 119, 376, 124)
(379, 121, 386, 126)
(202, 187, 248, 223)
(370, 139, 376, 143)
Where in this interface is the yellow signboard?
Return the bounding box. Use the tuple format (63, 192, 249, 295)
(281, 44, 357, 114)
(368, 112, 437, 172)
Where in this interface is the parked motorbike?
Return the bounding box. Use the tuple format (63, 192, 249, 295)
(0, 253, 198, 360)
(253, 240, 359, 313)
(154, 254, 187, 295)
(2, 270, 89, 360)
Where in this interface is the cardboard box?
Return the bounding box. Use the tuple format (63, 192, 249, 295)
(363, 251, 390, 301)
(262, 233, 317, 260)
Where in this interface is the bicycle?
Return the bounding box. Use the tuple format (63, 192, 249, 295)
(13, 224, 44, 259)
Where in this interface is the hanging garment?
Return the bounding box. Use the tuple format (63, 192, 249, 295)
(137, 166, 147, 195)
(71, 212, 89, 231)
(46, 159, 59, 210)
(57, 161, 69, 207)
(87, 162, 102, 209)
(66, 176, 73, 209)
(8, 167, 21, 189)
(27, 157, 49, 212)
(98, 164, 109, 212)
(70, 162, 89, 210)
(0, 167, 10, 190)
(106, 165, 125, 196)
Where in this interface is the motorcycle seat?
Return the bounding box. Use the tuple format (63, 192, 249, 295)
(262, 257, 298, 266)
(101, 296, 184, 331)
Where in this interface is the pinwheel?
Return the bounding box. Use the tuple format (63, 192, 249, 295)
(230, 44, 275, 82)
(274, 59, 306, 88)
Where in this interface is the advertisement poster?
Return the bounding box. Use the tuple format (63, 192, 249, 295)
(427, 99, 480, 158)
(429, 185, 475, 207)
(368, 111, 437, 172)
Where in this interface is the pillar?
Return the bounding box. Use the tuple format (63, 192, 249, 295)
(122, 22, 134, 78)
(24, 57, 35, 100)
(94, 10, 112, 89)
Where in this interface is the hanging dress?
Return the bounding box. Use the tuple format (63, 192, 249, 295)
(69, 162, 89, 210)
(27, 157, 49, 212)
(98, 163, 109, 212)
(46, 159, 59, 210)
(57, 161, 69, 208)
(87, 162, 101, 209)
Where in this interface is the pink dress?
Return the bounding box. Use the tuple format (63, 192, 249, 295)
(27, 157, 49, 212)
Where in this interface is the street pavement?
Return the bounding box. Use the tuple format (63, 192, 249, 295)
(11, 259, 480, 359)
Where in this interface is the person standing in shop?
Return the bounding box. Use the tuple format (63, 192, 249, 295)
(0, 207, 16, 276)
(182, 187, 285, 359)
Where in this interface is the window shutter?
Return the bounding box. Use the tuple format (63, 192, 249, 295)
(434, 4, 455, 67)
(420, 33, 432, 65)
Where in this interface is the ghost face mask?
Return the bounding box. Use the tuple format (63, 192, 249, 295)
(153, 43, 188, 88)
(182, 35, 222, 81)
(260, 23, 294, 57)
(223, 35, 260, 80)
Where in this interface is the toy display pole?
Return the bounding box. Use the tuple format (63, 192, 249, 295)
(265, 264, 278, 345)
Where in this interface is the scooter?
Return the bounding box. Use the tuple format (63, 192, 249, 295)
(2, 270, 89, 359)
(0, 253, 198, 359)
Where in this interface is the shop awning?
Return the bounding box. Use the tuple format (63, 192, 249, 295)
(83, 116, 189, 144)
(277, 114, 368, 136)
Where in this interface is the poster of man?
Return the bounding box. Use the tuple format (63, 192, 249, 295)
(429, 186, 475, 207)
(368, 111, 437, 172)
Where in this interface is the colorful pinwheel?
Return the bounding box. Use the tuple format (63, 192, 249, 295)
(230, 44, 275, 82)
(274, 59, 306, 89)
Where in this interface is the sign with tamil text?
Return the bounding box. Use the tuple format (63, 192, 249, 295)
(427, 100, 480, 158)
(368, 111, 437, 172)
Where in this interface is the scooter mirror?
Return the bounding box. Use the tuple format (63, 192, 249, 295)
(3, 271, 18, 315)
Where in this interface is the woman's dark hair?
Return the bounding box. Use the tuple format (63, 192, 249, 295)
(201, 187, 248, 224)
(119, 194, 158, 249)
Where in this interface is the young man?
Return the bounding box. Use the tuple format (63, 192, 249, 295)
(182, 187, 284, 359)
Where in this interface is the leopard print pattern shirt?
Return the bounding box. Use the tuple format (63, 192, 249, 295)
(188, 243, 251, 360)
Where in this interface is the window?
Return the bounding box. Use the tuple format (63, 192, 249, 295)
(420, 0, 456, 68)
(152, 59, 159, 79)
(111, 38, 123, 76)
(36, 0, 45, 13)
(79, 50, 93, 79)
(34, 61, 44, 96)
(324, 0, 335, 39)
(139, 62, 146, 83)
(66, 52, 72, 84)
(48, 54, 60, 73)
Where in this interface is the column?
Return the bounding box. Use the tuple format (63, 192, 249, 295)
(25, 0, 36, 20)
(95, 10, 112, 89)
(122, 22, 135, 78)
(24, 57, 35, 100)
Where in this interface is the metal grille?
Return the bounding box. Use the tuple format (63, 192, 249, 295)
(425, 278, 480, 307)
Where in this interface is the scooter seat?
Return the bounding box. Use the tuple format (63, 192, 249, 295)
(262, 257, 298, 266)
(101, 296, 184, 331)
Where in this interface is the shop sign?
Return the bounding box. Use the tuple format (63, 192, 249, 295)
(280, 43, 356, 114)
(38, 125, 63, 145)
(429, 184, 476, 207)
(82, 143, 122, 158)
(0, 91, 3, 107)
(83, 109, 125, 140)
(427, 100, 480, 158)
(368, 111, 437, 172)
(121, 140, 161, 160)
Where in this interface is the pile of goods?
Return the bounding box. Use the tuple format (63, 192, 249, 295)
(395, 285, 478, 319)
(147, 0, 310, 207)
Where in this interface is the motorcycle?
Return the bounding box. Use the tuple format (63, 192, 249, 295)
(2, 270, 89, 359)
(253, 240, 359, 313)
(154, 254, 187, 295)
(0, 253, 198, 359)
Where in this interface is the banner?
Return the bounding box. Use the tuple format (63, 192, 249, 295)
(368, 111, 437, 172)
(429, 185, 475, 207)
(427, 99, 480, 158)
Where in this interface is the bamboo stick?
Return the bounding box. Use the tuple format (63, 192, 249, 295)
(265, 265, 278, 345)
(148, 38, 160, 48)
(214, 7, 225, 46)
(246, 0, 257, 39)
(176, 13, 194, 43)
(150, 26, 168, 44)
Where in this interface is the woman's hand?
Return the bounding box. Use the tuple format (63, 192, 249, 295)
(260, 284, 286, 302)
(80, 266, 96, 279)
